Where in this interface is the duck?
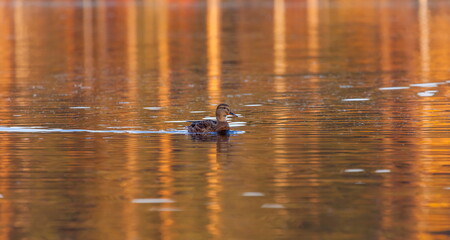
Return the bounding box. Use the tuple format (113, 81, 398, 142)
(187, 104, 238, 134)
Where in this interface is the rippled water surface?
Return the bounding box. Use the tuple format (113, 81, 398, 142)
(1, 0, 450, 239)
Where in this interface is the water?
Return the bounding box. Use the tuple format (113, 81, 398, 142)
(1, 0, 450, 239)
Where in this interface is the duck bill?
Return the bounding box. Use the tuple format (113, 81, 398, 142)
(229, 112, 238, 117)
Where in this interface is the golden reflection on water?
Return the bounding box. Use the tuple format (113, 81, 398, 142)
(158, 134, 174, 240)
(0, 0, 450, 239)
(206, 146, 222, 239)
(307, 0, 319, 74)
(272, 0, 290, 230)
(419, 0, 430, 81)
(273, 0, 286, 91)
(207, 1, 223, 236)
(207, 0, 222, 106)
(83, 0, 94, 78)
(124, 3, 139, 240)
(158, 0, 171, 112)
(305, 0, 321, 228)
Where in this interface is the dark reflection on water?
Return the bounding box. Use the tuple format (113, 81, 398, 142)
(0, 0, 450, 239)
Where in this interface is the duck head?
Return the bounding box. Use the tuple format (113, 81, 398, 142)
(216, 103, 238, 122)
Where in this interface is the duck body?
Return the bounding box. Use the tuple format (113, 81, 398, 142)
(187, 104, 237, 134)
(187, 120, 230, 134)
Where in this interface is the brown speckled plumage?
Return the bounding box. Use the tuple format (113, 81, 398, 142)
(187, 104, 237, 134)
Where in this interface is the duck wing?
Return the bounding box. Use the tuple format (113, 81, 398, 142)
(187, 120, 217, 133)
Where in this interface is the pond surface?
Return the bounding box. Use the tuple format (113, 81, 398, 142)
(0, 0, 450, 239)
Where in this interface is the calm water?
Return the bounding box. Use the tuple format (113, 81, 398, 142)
(0, 0, 450, 239)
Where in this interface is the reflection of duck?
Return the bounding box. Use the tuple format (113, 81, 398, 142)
(187, 104, 238, 134)
(189, 134, 230, 153)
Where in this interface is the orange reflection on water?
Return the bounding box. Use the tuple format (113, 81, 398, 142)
(13, 0, 31, 89)
(0, 10, 11, 231)
(272, 0, 289, 213)
(158, 0, 171, 112)
(205, 0, 227, 225)
(0, 0, 449, 239)
(207, 0, 222, 106)
(419, 0, 430, 81)
(83, 0, 94, 78)
(273, 0, 286, 84)
(0, 8, 13, 236)
(158, 134, 174, 240)
(206, 147, 222, 239)
(124, 3, 139, 240)
(307, 0, 319, 74)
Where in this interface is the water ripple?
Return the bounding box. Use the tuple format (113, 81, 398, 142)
(0, 126, 245, 135)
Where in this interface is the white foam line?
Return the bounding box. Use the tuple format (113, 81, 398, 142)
(242, 192, 264, 197)
(143, 107, 162, 110)
(342, 98, 370, 102)
(0, 127, 185, 134)
(69, 107, 91, 109)
(244, 104, 263, 107)
(0, 126, 246, 135)
(261, 203, 285, 209)
(229, 122, 246, 127)
(379, 87, 410, 90)
(410, 82, 444, 87)
(107, 126, 142, 129)
(190, 111, 206, 113)
(149, 207, 182, 211)
(417, 90, 438, 97)
(202, 116, 216, 120)
(374, 169, 391, 173)
(344, 169, 365, 173)
(132, 198, 175, 204)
